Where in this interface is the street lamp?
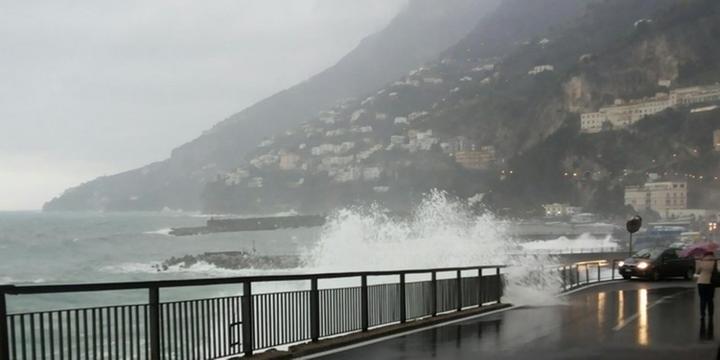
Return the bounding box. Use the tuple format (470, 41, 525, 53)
(626, 215, 642, 257)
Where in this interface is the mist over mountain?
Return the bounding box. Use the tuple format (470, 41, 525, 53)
(46, 0, 720, 217)
(44, 0, 500, 212)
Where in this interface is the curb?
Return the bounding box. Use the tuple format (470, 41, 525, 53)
(244, 303, 513, 359)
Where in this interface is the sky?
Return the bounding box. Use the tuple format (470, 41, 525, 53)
(0, 0, 408, 210)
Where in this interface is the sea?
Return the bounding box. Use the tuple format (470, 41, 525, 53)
(0, 192, 618, 313)
(0, 211, 321, 313)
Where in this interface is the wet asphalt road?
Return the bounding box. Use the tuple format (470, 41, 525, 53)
(314, 281, 720, 359)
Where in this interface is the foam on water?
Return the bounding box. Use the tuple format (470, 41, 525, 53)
(143, 228, 173, 235)
(305, 190, 563, 305)
(522, 234, 618, 252)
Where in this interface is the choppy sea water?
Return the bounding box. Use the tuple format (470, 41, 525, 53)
(0, 192, 614, 313)
(0, 211, 320, 284)
(0, 211, 320, 312)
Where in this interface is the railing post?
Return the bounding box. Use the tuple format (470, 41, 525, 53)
(612, 260, 616, 280)
(310, 278, 320, 341)
(0, 291, 9, 360)
(585, 265, 590, 285)
(477, 268, 483, 308)
(149, 286, 160, 360)
(242, 281, 254, 355)
(456, 270, 462, 312)
(561, 267, 567, 291)
(399, 273, 406, 324)
(361, 275, 369, 331)
(431, 271, 437, 317)
(496, 267, 502, 303)
(575, 266, 580, 288)
(597, 263, 601, 282)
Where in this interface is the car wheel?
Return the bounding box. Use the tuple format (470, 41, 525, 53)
(651, 271, 661, 282)
(622, 274, 631, 280)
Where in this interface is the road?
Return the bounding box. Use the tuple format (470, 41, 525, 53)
(311, 281, 719, 359)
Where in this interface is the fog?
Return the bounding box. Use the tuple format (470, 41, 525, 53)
(0, 0, 407, 210)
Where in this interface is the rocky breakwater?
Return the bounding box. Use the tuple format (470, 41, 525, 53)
(153, 251, 304, 271)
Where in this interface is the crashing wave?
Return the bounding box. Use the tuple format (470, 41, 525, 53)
(305, 190, 563, 305)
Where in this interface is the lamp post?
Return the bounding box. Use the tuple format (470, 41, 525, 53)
(626, 215, 642, 257)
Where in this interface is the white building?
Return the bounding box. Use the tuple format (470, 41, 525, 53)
(250, 154, 279, 168)
(224, 169, 249, 186)
(311, 142, 355, 156)
(319, 110, 337, 124)
(362, 167, 383, 181)
(258, 139, 274, 147)
(352, 126, 373, 133)
(325, 129, 348, 137)
(247, 177, 263, 188)
(394, 117, 409, 125)
(333, 167, 362, 183)
(350, 109, 366, 122)
(390, 136, 406, 145)
(472, 64, 495, 72)
(670, 84, 720, 106)
(356, 145, 382, 161)
(408, 111, 429, 122)
(625, 181, 687, 218)
(580, 95, 670, 133)
(581, 84, 720, 133)
(528, 65, 554, 75)
(543, 203, 582, 217)
(423, 77, 444, 84)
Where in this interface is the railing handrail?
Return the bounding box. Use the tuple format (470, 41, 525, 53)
(559, 259, 624, 292)
(512, 247, 624, 255)
(0, 264, 507, 295)
(0, 264, 507, 359)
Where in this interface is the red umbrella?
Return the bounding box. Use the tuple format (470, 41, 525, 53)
(680, 242, 720, 258)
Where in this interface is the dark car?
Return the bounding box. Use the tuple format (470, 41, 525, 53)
(618, 247, 695, 281)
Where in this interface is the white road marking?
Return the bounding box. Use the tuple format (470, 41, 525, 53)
(612, 289, 690, 331)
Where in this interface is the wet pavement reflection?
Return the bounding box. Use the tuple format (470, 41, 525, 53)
(316, 281, 720, 359)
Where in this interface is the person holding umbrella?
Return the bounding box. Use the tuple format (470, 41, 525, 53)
(695, 250, 719, 322)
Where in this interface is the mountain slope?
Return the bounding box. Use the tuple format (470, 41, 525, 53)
(44, 0, 500, 211)
(487, 0, 720, 216)
(201, 0, 717, 215)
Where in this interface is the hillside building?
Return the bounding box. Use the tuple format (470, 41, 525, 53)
(670, 84, 720, 106)
(580, 94, 670, 133)
(581, 84, 720, 133)
(278, 153, 301, 170)
(625, 181, 687, 218)
(454, 146, 496, 170)
(528, 65, 554, 75)
(443, 136, 473, 154)
(543, 203, 582, 217)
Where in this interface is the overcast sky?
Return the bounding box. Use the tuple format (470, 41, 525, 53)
(0, 0, 408, 210)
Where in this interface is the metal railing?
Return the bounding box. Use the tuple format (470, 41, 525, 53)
(560, 260, 623, 291)
(511, 247, 622, 256)
(0, 265, 505, 359)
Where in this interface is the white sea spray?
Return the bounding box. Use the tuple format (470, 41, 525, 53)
(306, 190, 564, 305)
